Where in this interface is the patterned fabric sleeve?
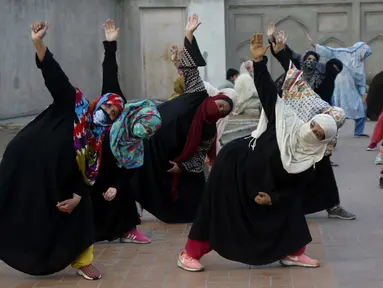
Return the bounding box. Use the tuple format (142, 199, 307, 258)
(320, 106, 346, 155)
(178, 37, 206, 94)
(178, 138, 214, 173)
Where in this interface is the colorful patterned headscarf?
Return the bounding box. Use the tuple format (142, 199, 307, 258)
(74, 90, 124, 185)
(109, 100, 162, 169)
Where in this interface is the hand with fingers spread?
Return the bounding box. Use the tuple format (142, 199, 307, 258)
(56, 193, 81, 214)
(272, 30, 287, 53)
(185, 13, 201, 42)
(250, 33, 271, 62)
(255, 192, 272, 205)
(103, 187, 117, 201)
(167, 161, 181, 173)
(31, 21, 48, 42)
(267, 23, 276, 41)
(103, 19, 120, 42)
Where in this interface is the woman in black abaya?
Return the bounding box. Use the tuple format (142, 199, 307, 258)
(268, 30, 355, 220)
(367, 71, 383, 121)
(0, 22, 125, 280)
(90, 19, 161, 245)
(177, 33, 338, 272)
(132, 14, 233, 223)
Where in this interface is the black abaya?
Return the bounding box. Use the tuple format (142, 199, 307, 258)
(188, 57, 313, 265)
(91, 137, 140, 242)
(0, 49, 94, 275)
(131, 37, 212, 223)
(272, 48, 342, 213)
(367, 71, 383, 121)
(91, 41, 140, 242)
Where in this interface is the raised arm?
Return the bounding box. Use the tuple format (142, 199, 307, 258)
(270, 30, 293, 72)
(101, 19, 125, 100)
(172, 13, 206, 94)
(250, 33, 277, 121)
(306, 33, 336, 60)
(31, 21, 76, 107)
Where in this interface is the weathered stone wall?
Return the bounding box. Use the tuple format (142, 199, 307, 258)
(0, 0, 122, 119)
(225, 0, 383, 79)
(2, 0, 383, 119)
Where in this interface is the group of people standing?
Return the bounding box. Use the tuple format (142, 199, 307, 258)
(0, 13, 364, 280)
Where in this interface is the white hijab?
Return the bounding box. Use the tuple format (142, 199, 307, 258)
(250, 96, 337, 174)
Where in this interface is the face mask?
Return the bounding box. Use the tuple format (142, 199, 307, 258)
(93, 108, 111, 126)
(303, 59, 317, 71)
(298, 122, 321, 145)
(133, 123, 149, 139)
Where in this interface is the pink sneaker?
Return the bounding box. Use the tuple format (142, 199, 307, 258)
(120, 228, 151, 244)
(280, 253, 320, 268)
(177, 250, 204, 272)
(77, 264, 101, 280)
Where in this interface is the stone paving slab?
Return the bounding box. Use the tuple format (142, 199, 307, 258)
(0, 120, 380, 288)
(0, 216, 336, 288)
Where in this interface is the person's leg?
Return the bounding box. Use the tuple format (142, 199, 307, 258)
(71, 245, 101, 280)
(177, 238, 212, 272)
(120, 195, 150, 244)
(368, 111, 383, 150)
(375, 145, 383, 165)
(280, 246, 320, 268)
(355, 105, 369, 137)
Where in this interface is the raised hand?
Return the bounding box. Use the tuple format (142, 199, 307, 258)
(267, 23, 276, 39)
(170, 45, 180, 68)
(185, 13, 201, 35)
(272, 30, 287, 53)
(306, 32, 314, 48)
(31, 21, 48, 41)
(250, 33, 270, 61)
(170, 45, 179, 62)
(104, 19, 120, 42)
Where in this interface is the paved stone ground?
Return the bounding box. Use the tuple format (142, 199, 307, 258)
(0, 120, 380, 288)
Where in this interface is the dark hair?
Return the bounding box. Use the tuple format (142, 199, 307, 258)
(226, 68, 239, 80)
(303, 51, 320, 62)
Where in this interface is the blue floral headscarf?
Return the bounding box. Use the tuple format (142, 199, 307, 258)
(109, 100, 162, 169)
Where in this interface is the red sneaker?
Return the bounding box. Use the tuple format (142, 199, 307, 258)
(367, 143, 377, 151)
(280, 253, 320, 268)
(77, 264, 101, 280)
(120, 228, 151, 244)
(177, 250, 204, 272)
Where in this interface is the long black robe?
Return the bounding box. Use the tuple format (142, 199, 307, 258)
(131, 37, 214, 223)
(0, 49, 94, 275)
(91, 41, 140, 242)
(188, 57, 313, 265)
(367, 71, 383, 121)
(272, 48, 341, 214)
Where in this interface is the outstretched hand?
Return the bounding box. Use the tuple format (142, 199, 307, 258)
(250, 33, 270, 61)
(170, 45, 179, 62)
(104, 19, 120, 42)
(31, 21, 48, 41)
(306, 32, 314, 48)
(272, 30, 287, 53)
(267, 23, 276, 39)
(185, 13, 201, 35)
